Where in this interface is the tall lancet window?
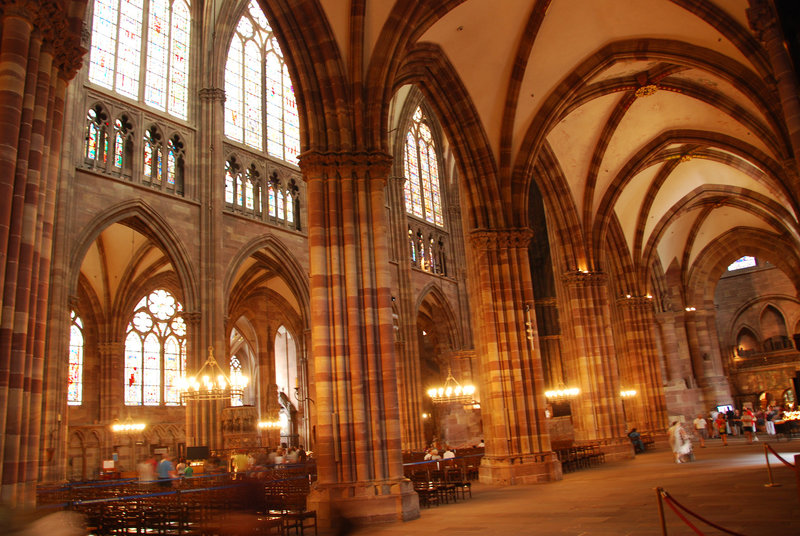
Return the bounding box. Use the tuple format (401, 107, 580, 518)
(404, 107, 444, 227)
(87, 0, 191, 120)
(224, 0, 300, 165)
(68, 311, 85, 406)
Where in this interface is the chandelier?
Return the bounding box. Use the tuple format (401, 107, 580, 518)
(544, 384, 580, 403)
(179, 346, 248, 402)
(257, 420, 282, 430)
(111, 417, 146, 433)
(427, 368, 476, 404)
(620, 389, 638, 398)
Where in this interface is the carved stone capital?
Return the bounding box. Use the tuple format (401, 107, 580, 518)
(298, 150, 392, 183)
(746, 0, 778, 43)
(560, 270, 608, 286)
(469, 228, 534, 251)
(98, 342, 124, 356)
(616, 295, 656, 309)
(183, 311, 201, 326)
(198, 87, 226, 102)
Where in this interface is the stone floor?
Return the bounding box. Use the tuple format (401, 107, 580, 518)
(351, 436, 800, 536)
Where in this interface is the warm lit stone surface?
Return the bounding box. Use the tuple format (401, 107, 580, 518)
(352, 438, 800, 535)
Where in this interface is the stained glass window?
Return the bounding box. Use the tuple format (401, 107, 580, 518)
(728, 256, 757, 271)
(88, 0, 191, 120)
(167, 140, 177, 185)
(68, 311, 84, 406)
(114, 119, 125, 168)
(268, 183, 276, 216)
(404, 107, 444, 227)
(224, 0, 300, 165)
(286, 193, 294, 223)
(225, 159, 237, 204)
(124, 289, 186, 406)
(277, 189, 285, 220)
(245, 176, 254, 210)
(230, 355, 243, 406)
(85, 106, 109, 165)
(237, 174, 245, 206)
(143, 126, 162, 183)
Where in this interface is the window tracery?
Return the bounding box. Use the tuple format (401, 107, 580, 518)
(409, 225, 447, 276)
(224, 0, 300, 165)
(404, 106, 444, 227)
(88, 0, 191, 120)
(223, 154, 301, 230)
(124, 289, 186, 406)
(85, 104, 109, 168)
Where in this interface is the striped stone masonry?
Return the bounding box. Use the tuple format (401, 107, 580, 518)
(468, 228, 560, 485)
(300, 150, 419, 526)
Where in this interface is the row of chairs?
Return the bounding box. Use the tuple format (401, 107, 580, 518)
(58, 476, 315, 535)
(554, 443, 605, 473)
(409, 467, 472, 508)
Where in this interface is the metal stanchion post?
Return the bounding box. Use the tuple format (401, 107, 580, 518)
(655, 487, 667, 536)
(764, 443, 781, 487)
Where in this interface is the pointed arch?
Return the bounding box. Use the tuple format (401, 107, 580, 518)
(223, 234, 310, 328)
(686, 229, 800, 308)
(68, 200, 199, 312)
(415, 282, 462, 350)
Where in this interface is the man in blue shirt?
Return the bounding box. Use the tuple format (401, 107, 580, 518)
(157, 454, 176, 487)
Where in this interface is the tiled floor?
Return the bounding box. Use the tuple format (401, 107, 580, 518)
(351, 437, 800, 535)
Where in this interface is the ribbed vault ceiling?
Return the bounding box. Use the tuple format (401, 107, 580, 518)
(316, 0, 799, 288)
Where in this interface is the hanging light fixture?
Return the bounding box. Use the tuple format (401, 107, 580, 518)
(620, 389, 638, 398)
(111, 416, 146, 433)
(179, 346, 248, 402)
(427, 368, 476, 404)
(545, 384, 580, 403)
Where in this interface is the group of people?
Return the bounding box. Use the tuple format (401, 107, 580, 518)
(230, 444, 309, 477)
(631, 404, 793, 464)
(135, 444, 310, 485)
(136, 453, 187, 486)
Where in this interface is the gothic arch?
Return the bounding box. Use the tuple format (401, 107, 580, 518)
(415, 283, 462, 351)
(395, 43, 503, 231)
(223, 233, 310, 328)
(686, 229, 800, 308)
(68, 200, 199, 312)
(760, 304, 788, 339)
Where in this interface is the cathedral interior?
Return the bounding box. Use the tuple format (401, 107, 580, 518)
(2, 0, 800, 527)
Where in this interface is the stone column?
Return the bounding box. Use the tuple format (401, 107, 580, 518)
(559, 271, 629, 458)
(386, 174, 425, 450)
(468, 229, 560, 485)
(186, 86, 228, 451)
(98, 342, 124, 423)
(615, 296, 668, 433)
(748, 0, 800, 177)
(0, 0, 85, 506)
(300, 151, 418, 526)
(685, 306, 732, 407)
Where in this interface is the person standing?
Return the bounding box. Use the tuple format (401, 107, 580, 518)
(693, 414, 708, 447)
(715, 413, 728, 446)
(157, 454, 176, 487)
(741, 408, 755, 444)
(668, 421, 690, 463)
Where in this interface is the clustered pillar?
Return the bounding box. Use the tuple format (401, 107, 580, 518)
(300, 151, 419, 526)
(615, 296, 668, 433)
(559, 271, 628, 457)
(469, 229, 560, 485)
(0, 0, 86, 507)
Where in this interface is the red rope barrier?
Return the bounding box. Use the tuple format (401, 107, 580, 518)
(663, 496, 705, 535)
(660, 489, 747, 536)
(765, 444, 797, 470)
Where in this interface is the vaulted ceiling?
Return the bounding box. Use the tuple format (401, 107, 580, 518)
(315, 0, 800, 291)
